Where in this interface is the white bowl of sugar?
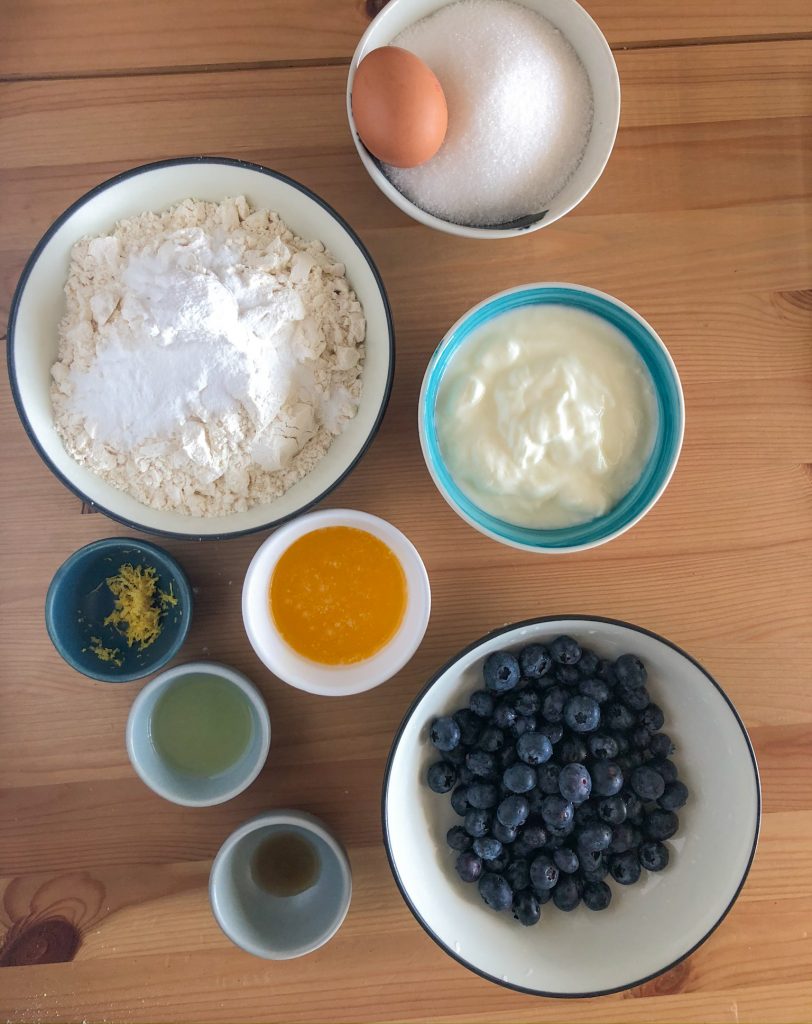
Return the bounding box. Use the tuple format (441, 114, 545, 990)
(347, 0, 620, 238)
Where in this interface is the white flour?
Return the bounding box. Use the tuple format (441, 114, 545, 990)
(51, 196, 365, 516)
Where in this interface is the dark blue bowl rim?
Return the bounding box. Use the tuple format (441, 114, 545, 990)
(7, 156, 395, 542)
(44, 537, 194, 683)
(381, 615, 761, 998)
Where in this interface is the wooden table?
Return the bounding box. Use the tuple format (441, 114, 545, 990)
(1, 1, 810, 1021)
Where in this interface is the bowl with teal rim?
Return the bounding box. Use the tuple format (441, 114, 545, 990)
(418, 283, 684, 553)
(45, 537, 193, 682)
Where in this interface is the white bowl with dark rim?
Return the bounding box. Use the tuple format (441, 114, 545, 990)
(7, 157, 394, 540)
(382, 616, 760, 997)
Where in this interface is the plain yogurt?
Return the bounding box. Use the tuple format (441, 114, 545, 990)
(435, 305, 657, 529)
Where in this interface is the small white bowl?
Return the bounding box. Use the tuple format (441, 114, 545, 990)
(242, 508, 431, 696)
(383, 616, 760, 996)
(126, 661, 271, 807)
(8, 157, 394, 539)
(347, 0, 620, 238)
(209, 810, 352, 960)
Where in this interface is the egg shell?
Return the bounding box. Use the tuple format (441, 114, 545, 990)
(351, 46, 448, 169)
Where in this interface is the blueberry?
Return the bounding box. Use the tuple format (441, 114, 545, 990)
(464, 808, 492, 838)
(621, 789, 644, 824)
(588, 734, 619, 760)
(644, 809, 679, 841)
(450, 785, 470, 816)
(537, 721, 564, 745)
(529, 853, 559, 891)
(447, 825, 473, 851)
(517, 731, 553, 766)
(614, 653, 647, 689)
(466, 750, 497, 779)
(555, 665, 581, 686)
(514, 689, 541, 716)
(497, 795, 530, 828)
(552, 876, 581, 911)
(609, 822, 641, 854)
(582, 880, 612, 911)
(510, 714, 537, 740)
(545, 819, 575, 840)
(477, 727, 506, 753)
(479, 872, 513, 911)
(444, 744, 466, 766)
(639, 840, 670, 872)
(598, 795, 627, 825)
(550, 635, 582, 665)
(455, 851, 482, 882)
(553, 847, 579, 874)
(648, 758, 679, 785)
(639, 703, 665, 733)
(558, 763, 592, 804)
(541, 795, 574, 829)
(578, 650, 600, 677)
(458, 766, 475, 785)
(659, 780, 689, 811)
(576, 822, 613, 853)
(499, 745, 518, 770)
(526, 787, 546, 816)
(519, 822, 547, 849)
(427, 761, 456, 793)
(512, 889, 541, 926)
(573, 799, 599, 826)
(578, 678, 611, 704)
(631, 725, 652, 750)
(580, 849, 609, 881)
(543, 833, 566, 850)
(536, 762, 562, 795)
(506, 859, 531, 892)
(564, 695, 601, 733)
(453, 709, 483, 747)
(484, 851, 510, 873)
(597, 659, 617, 684)
(610, 850, 641, 885)
(631, 766, 665, 801)
(610, 730, 630, 755)
(430, 716, 461, 752)
(541, 687, 568, 723)
(503, 763, 536, 794)
(483, 652, 521, 693)
(469, 689, 495, 718)
(604, 702, 635, 732)
(492, 820, 518, 845)
(492, 702, 517, 730)
(591, 761, 624, 797)
(650, 733, 675, 759)
(615, 681, 650, 711)
(619, 750, 644, 771)
(519, 644, 553, 679)
(558, 736, 587, 763)
(536, 887, 553, 905)
(466, 782, 499, 809)
(473, 836, 503, 861)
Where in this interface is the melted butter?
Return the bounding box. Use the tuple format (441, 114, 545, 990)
(269, 526, 407, 665)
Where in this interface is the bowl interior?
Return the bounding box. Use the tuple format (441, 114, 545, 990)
(348, 0, 620, 236)
(210, 815, 352, 958)
(420, 286, 684, 551)
(45, 538, 191, 682)
(384, 617, 759, 996)
(127, 663, 269, 805)
(10, 159, 393, 538)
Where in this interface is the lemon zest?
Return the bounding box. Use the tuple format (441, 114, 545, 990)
(103, 563, 175, 651)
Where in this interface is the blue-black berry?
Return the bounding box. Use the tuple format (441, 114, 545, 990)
(483, 651, 521, 693)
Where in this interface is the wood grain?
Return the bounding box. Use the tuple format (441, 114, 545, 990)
(0, 3, 811, 1022)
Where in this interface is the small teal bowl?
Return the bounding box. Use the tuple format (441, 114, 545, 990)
(418, 283, 685, 553)
(45, 537, 193, 682)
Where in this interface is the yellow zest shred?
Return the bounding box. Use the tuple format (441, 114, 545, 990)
(102, 563, 176, 651)
(86, 637, 123, 667)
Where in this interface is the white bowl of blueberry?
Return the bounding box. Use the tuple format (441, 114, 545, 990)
(382, 617, 760, 996)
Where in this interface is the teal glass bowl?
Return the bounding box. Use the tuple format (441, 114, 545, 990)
(45, 537, 193, 682)
(418, 284, 685, 553)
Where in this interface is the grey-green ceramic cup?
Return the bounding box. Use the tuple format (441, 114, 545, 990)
(209, 810, 352, 959)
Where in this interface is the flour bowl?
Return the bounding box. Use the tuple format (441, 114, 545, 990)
(8, 157, 394, 540)
(347, 0, 620, 238)
(383, 616, 760, 996)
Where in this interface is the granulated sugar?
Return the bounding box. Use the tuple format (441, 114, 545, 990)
(384, 0, 594, 226)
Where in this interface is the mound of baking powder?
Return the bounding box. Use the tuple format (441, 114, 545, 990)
(51, 196, 365, 516)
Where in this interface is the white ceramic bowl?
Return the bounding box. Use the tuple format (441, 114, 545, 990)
(383, 616, 760, 996)
(8, 157, 394, 539)
(243, 508, 431, 696)
(347, 0, 620, 238)
(126, 661, 271, 807)
(210, 810, 352, 959)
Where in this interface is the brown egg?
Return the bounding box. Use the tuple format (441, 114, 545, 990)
(351, 46, 448, 168)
